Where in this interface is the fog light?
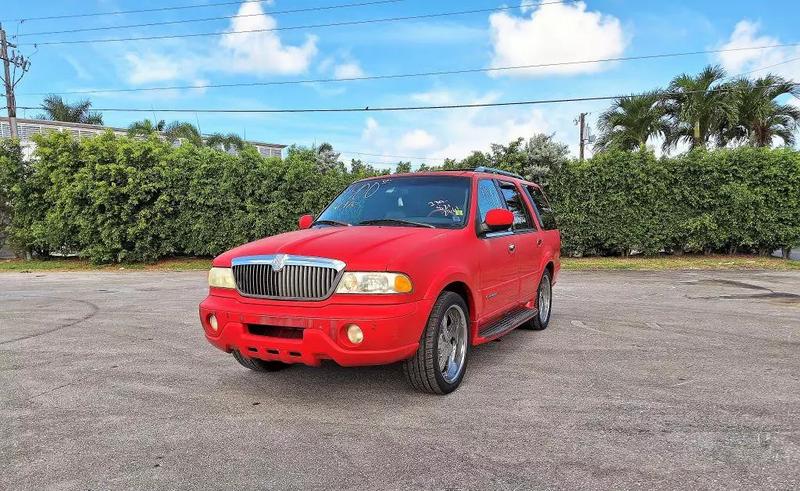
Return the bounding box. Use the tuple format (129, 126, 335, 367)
(208, 314, 219, 332)
(346, 324, 363, 344)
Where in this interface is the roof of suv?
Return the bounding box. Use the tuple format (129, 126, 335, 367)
(359, 168, 540, 187)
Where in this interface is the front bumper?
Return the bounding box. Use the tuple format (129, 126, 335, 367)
(199, 294, 427, 367)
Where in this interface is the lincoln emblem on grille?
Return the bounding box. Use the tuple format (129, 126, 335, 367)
(271, 254, 289, 272)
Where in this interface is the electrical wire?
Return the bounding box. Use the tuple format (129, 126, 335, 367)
(18, 83, 798, 115)
(17, 42, 800, 97)
(726, 56, 800, 79)
(3, 0, 345, 23)
(339, 150, 449, 161)
(16, 1, 575, 46)
(13, 0, 405, 37)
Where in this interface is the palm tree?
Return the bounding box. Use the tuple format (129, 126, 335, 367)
(37, 94, 103, 125)
(162, 121, 202, 146)
(663, 65, 738, 150)
(595, 91, 670, 152)
(127, 119, 166, 137)
(725, 75, 800, 147)
(206, 133, 245, 152)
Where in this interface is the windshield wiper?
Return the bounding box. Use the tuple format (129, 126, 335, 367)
(313, 219, 351, 227)
(357, 218, 435, 228)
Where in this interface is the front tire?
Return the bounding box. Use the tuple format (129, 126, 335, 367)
(524, 269, 552, 331)
(403, 291, 470, 394)
(232, 350, 290, 372)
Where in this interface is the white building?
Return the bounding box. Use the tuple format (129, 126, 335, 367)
(0, 118, 285, 160)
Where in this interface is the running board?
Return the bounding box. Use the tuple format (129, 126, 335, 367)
(478, 307, 539, 340)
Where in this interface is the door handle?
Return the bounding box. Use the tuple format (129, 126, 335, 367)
(508, 243, 516, 252)
(537, 238, 543, 247)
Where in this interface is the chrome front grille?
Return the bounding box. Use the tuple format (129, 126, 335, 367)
(231, 255, 345, 300)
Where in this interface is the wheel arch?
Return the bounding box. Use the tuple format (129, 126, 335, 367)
(440, 281, 476, 322)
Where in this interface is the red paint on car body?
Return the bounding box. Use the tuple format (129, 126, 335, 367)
(200, 170, 560, 367)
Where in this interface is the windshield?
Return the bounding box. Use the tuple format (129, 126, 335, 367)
(316, 176, 471, 229)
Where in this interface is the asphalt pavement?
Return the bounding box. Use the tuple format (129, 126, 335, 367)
(2, 270, 799, 490)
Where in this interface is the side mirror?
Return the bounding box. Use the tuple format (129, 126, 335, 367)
(483, 208, 514, 233)
(298, 214, 314, 230)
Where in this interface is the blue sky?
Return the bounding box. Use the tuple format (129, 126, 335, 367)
(4, 0, 799, 166)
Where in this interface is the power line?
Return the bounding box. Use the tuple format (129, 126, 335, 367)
(4, 0, 309, 23)
(727, 56, 800, 79)
(17, 1, 575, 46)
(13, 0, 405, 37)
(19, 83, 798, 115)
(17, 42, 800, 97)
(339, 150, 449, 161)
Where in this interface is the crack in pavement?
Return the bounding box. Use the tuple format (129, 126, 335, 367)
(0, 296, 100, 346)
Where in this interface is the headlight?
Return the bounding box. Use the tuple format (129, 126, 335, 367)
(208, 267, 236, 289)
(335, 272, 413, 294)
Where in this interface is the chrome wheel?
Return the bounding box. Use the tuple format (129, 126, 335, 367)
(538, 275, 551, 323)
(437, 304, 468, 384)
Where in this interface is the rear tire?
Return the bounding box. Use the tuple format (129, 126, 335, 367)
(232, 350, 290, 372)
(524, 269, 552, 331)
(403, 291, 470, 394)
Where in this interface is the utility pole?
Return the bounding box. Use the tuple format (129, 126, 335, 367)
(577, 112, 588, 161)
(1, 24, 30, 140)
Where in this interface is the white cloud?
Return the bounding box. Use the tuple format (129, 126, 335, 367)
(64, 55, 92, 81)
(398, 129, 437, 151)
(190, 79, 210, 96)
(123, 52, 191, 84)
(361, 117, 381, 141)
(489, 1, 627, 77)
(357, 89, 583, 163)
(121, 1, 317, 85)
(411, 89, 500, 106)
(220, 1, 318, 75)
(333, 62, 365, 79)
(715, 20, 800, 81)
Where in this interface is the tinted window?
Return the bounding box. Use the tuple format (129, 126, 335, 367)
(525, 185, 558, 230)
(498, 181, 533, 230)
(476, 179, 505, 222)
(316, 176, 470, 229)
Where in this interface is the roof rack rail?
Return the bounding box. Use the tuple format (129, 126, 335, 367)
(474, 166, 524, 180)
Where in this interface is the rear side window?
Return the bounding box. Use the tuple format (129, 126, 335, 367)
(525, 185, 558, 230)
(498, 181, 533, 231)
(476, 179, 505, 222)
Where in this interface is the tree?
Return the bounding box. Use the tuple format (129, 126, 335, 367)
(521, 133, 570, 185)
(37, 94, 103, 125)
(313, 142, 340, 171)
(206, 133, 245, 153)
(162, 121, 202, 146)
(0, 140, 22, 256)
(726, 75, 800, 147)
(127, 119, 166, 137)
(458, 151, 489, 169)
(663, 65, 738, 150)
(460, 135, 569, 185)
(596, 91, 670, 152)
(394, 162, 412, 173)
(487, 138, 528, 175)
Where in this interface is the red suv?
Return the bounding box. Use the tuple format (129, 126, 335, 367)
(199, 167, 560, 394)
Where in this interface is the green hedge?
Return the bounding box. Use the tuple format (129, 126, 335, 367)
(0, 131, 370, 262)
(550, 148, 800, 256)
(0, 139, 22, 252)
(0, 133, 798, 262)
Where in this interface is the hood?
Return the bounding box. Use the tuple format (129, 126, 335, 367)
(214, 226, 451, 270)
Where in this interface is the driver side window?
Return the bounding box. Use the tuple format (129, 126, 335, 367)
(477, 179, 506, 222)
